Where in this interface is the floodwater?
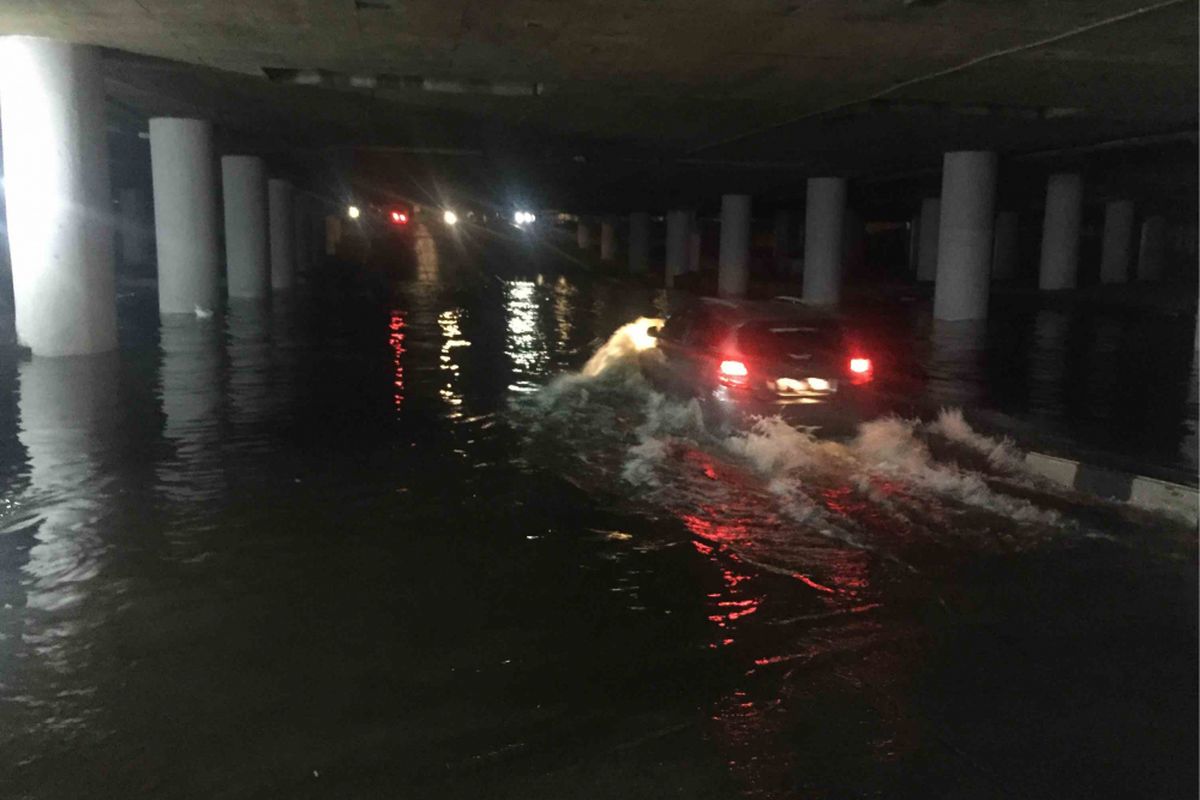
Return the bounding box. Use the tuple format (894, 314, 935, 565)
(0, 224, 1195, 799)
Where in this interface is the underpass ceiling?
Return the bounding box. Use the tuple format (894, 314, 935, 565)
(1, 0, 1196, 211)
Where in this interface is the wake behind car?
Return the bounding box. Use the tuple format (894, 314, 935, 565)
(640, 297, 879, 433)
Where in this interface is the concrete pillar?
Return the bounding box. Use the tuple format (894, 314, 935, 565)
(293, 193, 310, 278)
(1099, 200, 1135, 284)
(576, 220, 591, 249)
(220, 155, 269, 299)
(932, 151, 997, 322)
(268, 178, 295, 290)
(917, 197, 940, 282)
(150, 118, 220, 315)
(802, 177, 847, 305)
(1137, 215, 1168, 281)
(1038, 173, 1083, 291)
(0, 37, 117, 356)
(628, 211, 650, 274)
(665, 210, 691, 287)
(717, 194, 751, 297)
(991, 211, 1019, 281)
(599, 219, 616, 261)
(118, 187, 153, 267)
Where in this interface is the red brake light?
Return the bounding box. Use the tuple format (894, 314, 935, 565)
(391, 211, 408, 224)
(848, 357, 873, 384)
(719, 359, 749, 387)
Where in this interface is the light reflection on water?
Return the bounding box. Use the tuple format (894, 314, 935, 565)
(0, 230, 1193, 798)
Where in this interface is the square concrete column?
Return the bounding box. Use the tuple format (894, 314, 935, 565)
(576, 220, 591, 249)
(628, 211, 650, 274)
(802, 178, 847, 305)
(268, 178, 295, 290)
(599, 218, 616, 261)
(933, 151, 997, 321)
(0, 37, 117, 356)
(665, 209, 692, 287)
(1099, 200, 1135, 284)
(1137, 216, 1168, 281)
(1038, 173, 1083, 290)
(917, 197, 940, 282)
(150, 118, 220, 315)
(991, 211, 1019, 281)
(221, 155, 269, 299)
(718, 194, 751, 297)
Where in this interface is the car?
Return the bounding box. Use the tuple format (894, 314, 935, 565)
(640, 297, 880, 434)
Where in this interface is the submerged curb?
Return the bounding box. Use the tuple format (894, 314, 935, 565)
(1025, 452, 1199, 525)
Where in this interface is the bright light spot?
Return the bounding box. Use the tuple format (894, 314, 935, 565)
(443, 209, 459, 226)
(849, 358, 871, 374)
(514, 210, 537, 225)
(629, 320, 660, 351)
(720, 360, 749, 377)
(807, 377, 830, 391)
(390, 210, 408, 224)
(347, 205, 361, 219)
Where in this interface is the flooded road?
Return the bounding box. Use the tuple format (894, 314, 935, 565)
(0, 224, 1195, 799)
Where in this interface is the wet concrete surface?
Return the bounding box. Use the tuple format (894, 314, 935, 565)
(0, 223, 1195, 798)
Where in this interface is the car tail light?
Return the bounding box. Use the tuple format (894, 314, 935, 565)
(719, 359, 749, 387)
(390, 211, 408, 224)
(848, 357, 873, 384)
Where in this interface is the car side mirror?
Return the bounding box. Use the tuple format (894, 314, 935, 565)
(646, 326, 659, 338)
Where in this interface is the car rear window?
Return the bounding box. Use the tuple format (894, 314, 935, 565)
(735, 319, 843, 360)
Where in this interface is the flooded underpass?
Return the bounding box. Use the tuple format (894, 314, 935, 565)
(0, 226, 1195, 799)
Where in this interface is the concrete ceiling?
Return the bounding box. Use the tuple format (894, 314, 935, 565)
(2, 0, 1196, 213)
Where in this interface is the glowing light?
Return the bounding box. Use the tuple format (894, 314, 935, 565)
(347, 205, 361, 219)
(807, 377, 830, 391)
(443, 209, 458, 226)
(720, 360, 748, 377)
(390, 210, 408, 224)
(514, 210, 537, 225)
(849, 358, 871, 374)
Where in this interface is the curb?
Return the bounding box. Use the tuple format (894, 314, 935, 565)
(1025, 452, 1199, 525)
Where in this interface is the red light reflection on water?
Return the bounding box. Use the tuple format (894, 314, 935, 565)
(389, 311, 406, 412)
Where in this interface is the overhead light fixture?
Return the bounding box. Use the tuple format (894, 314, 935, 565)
(347, 205, 361, 219)
(443, 209, 458, 226)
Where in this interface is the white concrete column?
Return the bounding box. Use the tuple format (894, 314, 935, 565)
(150, 118, 220, 315)
(118, 187, 153, 267)
(933, 151, 997, 321)
(293, 192, 310, 278)
(0, 37, 117, 356)
(718, 194, 751, 297)
(802, 177, 847, 305)
(991, 211, 1019, 281)
(220, 155, 269, 299)
(268, 178, 295, 290)
(917, 197, 940, 281)
(1137, 215, 1168, 281)
(665, 209, 691, 287)
(1038, 173, 1083, 291)
(576, 220, 591, 249)
(599, 218, 616, 261)
(1099, 200, 1134, 284)
(628, 211, 650, 274)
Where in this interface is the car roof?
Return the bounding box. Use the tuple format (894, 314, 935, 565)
(689, 296, 843, 326)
